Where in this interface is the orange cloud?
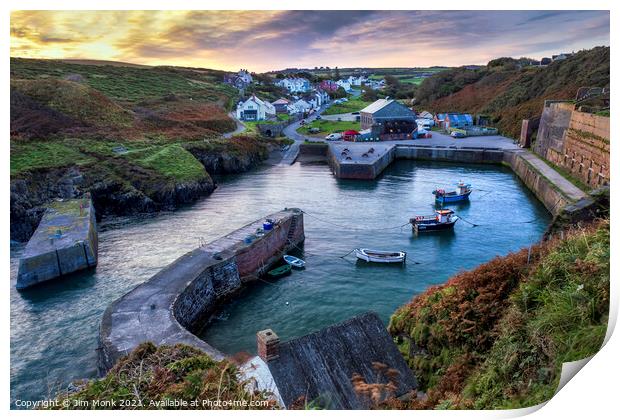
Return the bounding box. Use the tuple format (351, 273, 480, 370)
(10, 10, 610, 72)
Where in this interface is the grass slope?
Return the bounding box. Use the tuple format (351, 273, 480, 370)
(388, 219, 609, 409)
(322, 98, 372, 115)
(53, 343, 276, 410)
(297, 120, 360, 136)
(11, 58, 237, 106)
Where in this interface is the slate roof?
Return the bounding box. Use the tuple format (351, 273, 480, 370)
(266, 311, 418, 409)
(360, 99, 416, 121)
(360, 98, 392, 114)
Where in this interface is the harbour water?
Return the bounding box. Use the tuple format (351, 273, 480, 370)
(10, 159, 550, 405)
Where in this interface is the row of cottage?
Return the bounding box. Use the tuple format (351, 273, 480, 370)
(275, 74, 384, 93)
(224, 69, 381, 94)
(236, 91, 330, 121)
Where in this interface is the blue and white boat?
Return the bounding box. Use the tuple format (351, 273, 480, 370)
(432, 182, 472, 204)
(410, 209, 459, 232)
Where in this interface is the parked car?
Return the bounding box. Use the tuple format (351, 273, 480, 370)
(325, 133, 342, 141)
(309, 127, 320, 134)
(300, 119, 306, 126)
(315, 115, 322, 120)
(450, 131, 466, 138)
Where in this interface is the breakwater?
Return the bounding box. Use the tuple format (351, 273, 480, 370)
(98, 208, 304, 373)
(16, 197, 97, 289)
(324, 144, 586, 216)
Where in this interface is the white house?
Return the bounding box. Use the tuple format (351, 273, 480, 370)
(291, 99, 312, 114)
(347, 75, 367, 86)
(237, 69, 253, 84)
(236, 95, 275, 121)
(275, 77, 311, 93)
(367, 79, 385, 90)
(336, 79, 352, 92)
(314, 89, 330, 107)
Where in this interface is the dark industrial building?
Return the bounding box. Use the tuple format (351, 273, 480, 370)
(360, 99, 417, 140)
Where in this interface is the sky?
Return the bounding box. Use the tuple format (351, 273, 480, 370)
(10, 10, 610, 72)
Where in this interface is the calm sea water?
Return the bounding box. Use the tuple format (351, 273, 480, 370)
(10, 160, 550, 406)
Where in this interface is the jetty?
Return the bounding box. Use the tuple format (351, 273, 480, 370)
(16, 197, 98, 289)
(98, 208, 305, 373)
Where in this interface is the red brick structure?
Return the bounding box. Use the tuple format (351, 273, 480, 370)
(257, 329, 280, 361)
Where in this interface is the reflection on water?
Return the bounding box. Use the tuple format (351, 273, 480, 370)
(10, 160, 550, 405)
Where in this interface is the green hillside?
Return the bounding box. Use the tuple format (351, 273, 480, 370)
(10, 58, 283, 241)
(388, 217, 609, 409)
(414, 46, 610, 138)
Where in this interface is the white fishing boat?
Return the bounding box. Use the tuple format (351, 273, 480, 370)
(354, 248, 407, 263)
(283, 255, 306, 268)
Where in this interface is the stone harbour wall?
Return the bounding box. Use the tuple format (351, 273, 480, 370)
(548, 111, 610, 188)
(16, 197, 98, 289)
(327, 144, 396, 180)
(533, 101, 610, 189)
(502, 151, 572, 216)
(395, 145, 505, 164)
(98, 208, 304, 374)
(533, 101, 574, 158)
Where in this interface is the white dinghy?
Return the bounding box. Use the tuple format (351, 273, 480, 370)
(354, 248, 407, 263)
(283, 255, 306, 268)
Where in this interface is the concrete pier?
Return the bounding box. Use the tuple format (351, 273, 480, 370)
(16, 198, 98, 289)
(98, 208, 304, 373)
(327, 144, 396, 179)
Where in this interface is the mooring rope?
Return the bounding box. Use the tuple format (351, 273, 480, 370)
(455, 215, 480, 227)
(300, 210, 411, 232)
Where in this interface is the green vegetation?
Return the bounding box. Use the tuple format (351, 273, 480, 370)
(415, 47, 610, 138)
(11, 58, 237, 106)
(388, 220, 609, 409)
(322, 98, 372, 115)
(397, 77, 426, 85)
(10, 141, 95, 176)
(53, 343, 276, 410)
(132, 144, 208, 182)
(297, 120, 360, 136)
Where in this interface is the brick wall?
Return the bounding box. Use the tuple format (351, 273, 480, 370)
(534, 102, 610, 189)
(555, 111, 610, 188)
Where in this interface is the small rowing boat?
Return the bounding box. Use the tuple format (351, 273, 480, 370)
(283, 255, 305, 268)
(355, 248, 407, 263)
(267, 264, 292, 278)
(410, 209, 458, 232)
(433, 182, 472, 204)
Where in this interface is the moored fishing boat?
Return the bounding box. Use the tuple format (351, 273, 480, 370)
(283, 255, 305, 268)
(410, 209, 458, 232)
(433, 182, 472, 204)
(267, 264, 292, 278)
(354, 248, 407, 263)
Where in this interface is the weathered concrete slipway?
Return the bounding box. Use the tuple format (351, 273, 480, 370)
(98, 208, 304, 373)
(325, 144, 587, 216)
(16, 198, 98, 289)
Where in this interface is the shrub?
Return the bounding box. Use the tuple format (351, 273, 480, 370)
(53, 343, 277, 410)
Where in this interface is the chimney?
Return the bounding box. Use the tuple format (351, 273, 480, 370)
(257, 329, 280, 362)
